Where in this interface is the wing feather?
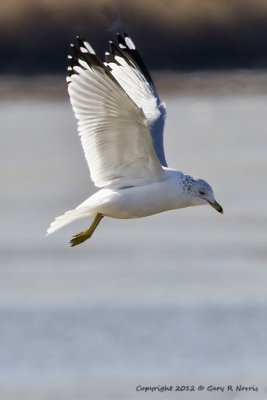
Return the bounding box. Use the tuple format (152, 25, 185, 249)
(67, 37, 164, 188)
(105, 33, 168, 167)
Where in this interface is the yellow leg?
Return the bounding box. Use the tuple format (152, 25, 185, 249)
(70, 213, 104, 247)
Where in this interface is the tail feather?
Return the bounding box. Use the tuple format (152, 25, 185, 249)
(47, 207, 92, 235)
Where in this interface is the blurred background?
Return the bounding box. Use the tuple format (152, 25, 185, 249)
(1, 0, 267, 399)
(2, 0, 267, 73)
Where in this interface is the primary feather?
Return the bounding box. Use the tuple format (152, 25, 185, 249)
(105, 33, 167, 167)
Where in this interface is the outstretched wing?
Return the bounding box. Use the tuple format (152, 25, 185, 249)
(104, 33, 167, 167)
(67, 37, 164, 188)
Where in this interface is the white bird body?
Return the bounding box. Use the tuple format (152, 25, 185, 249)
(78, 169, 195, 219)
(47, 34, 222, 246)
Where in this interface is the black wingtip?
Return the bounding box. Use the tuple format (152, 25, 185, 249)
(108, 40, 117, 55)
(66, 35, 120, 86)
(117, 33, 126, 49)
(76, 36, 84, 47)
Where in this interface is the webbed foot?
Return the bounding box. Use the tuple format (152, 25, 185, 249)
(70, 213, 104, 247)
(70, 230, 91, 247)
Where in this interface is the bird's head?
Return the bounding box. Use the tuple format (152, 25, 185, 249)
(183, 176, 223, 214)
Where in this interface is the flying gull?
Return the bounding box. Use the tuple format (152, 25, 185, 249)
(47, 33, 223, 246)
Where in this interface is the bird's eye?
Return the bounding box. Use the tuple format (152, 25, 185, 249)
(199, 190, 205, 196)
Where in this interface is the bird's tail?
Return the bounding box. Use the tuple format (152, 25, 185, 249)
(47, 207, 93, 235)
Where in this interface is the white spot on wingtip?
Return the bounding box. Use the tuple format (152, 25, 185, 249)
(80, 46, 88, 53)
(78, 58, 89, 69)
(119, 43, 126, 49)
(114, 55, 128, 67)
(67, 66, 72, 71)
(84, 41, 96, 54)
(125, 36, 135, 50)
(66, 76, 72, 83)
(73, 65, 83, 73)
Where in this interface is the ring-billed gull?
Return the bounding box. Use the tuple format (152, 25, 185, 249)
(47, 33, 223, 247)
